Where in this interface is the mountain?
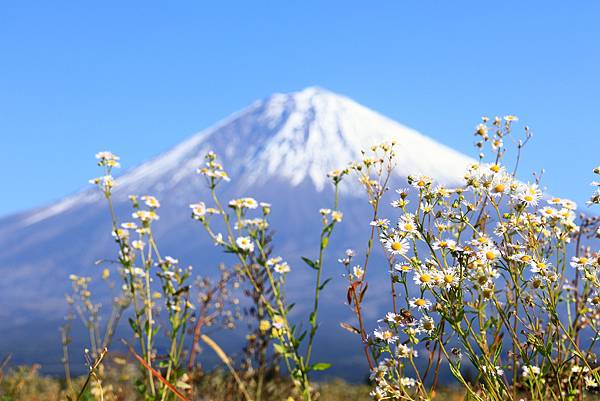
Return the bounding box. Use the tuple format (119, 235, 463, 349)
(0, 87, 473, 377)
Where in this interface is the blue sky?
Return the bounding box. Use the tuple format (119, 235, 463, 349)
(1, 1, 599, 215)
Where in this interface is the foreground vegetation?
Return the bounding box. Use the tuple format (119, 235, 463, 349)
(3, 116, 599, 401)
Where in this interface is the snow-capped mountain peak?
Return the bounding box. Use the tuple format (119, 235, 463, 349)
(18, 87, 474, 226)
(119, 86, 472, 193)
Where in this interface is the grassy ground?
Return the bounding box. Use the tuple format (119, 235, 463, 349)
(0, 363, 469, 401)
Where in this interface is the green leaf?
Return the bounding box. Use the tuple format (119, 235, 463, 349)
(310, 362, 332, 371)
(319, 278, 332, 291)
(301, 257, 318, 270)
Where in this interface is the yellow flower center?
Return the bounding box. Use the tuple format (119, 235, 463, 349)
(415, 298, 426, 307)
(523, 195, 533, 202)
(520, 255, 532, 262)
(580, 258, 589, 264)
(444, 275, 454, 284)
(493, 184, 505, 193)
(490, 165, 500, 173)
(485, 251, 496, 260)
(391, 241, 403, 251)
(417, 180, 425, 187)
(420, 274, 431, 283)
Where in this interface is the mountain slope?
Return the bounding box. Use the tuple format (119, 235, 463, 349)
(0, 87, 474, 375)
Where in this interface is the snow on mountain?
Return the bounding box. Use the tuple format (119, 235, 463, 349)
(0, 87, 474, 375)
(20, 87, 471, 228)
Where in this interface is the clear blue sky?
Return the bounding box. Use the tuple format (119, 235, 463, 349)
(1, 1, 599, 216)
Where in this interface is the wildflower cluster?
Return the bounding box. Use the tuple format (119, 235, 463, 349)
(343, 118, 599, 401)
(80, 152, 208, 400)
(192, 151, 345, 401)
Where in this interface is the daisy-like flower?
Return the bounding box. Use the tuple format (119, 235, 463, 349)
(327, 169, 343, 179)
(235, 236, 254, 253)
(522, 365, 541, 379)
(485, 163, 505, 176)
(469, 234, 493, 249)
(89, 175, 116, 191)
(121, 222, 138, 229)
(432, 239, 457, 251)
(274, 261, 291, 274)
(374, 328, 398, 344)
(132, 210, 160, 222)
(419, 202, 434, 214)
(587, 294, 600, 307)
(229, 197, 258, 209)
(413, 270, 435, 288)
(511, 252, 533, 264)
(557, 208, 576, 222)
(242, 197, 258, 209)
(571, 365, 589, 374)
(561, 199, 577, 210)
(489, 173, 512, 197)
(331, 211, 343, 222)
(410, 175, 433, 190)
(409, 297, 432, 310)
(396, 344, 417, 358)
(504, 115, 519, 122)
(370, 219, 390, 227)
(112, 228, 129, 239)
(95, 151, 121, 168)
(539, 206, 557, 219)
(353, 265, 364, 280)
(434, 185, 451, 198)
(417, 316, 435, 335)
(267, 256, 282, 266)
(398, 214, 419, 236)
(570, 256, 591, 270)
(529, 259, 551, 275)
(547, 197, 563, 205)
(383, 312, 399, 325)
(475, 123, 488, 137)
(393, 263, 412, 273)
(95, 151, 120, 161)
(141, 195, 160, 208)
(491, 138, 503, 151)
(396, 187, 410, 198)
(213, 170, 231, 181)
(189, 202, 207, 218)
(479, 246, 500, 263)
(132, 240, 145, 250)
(381, 235, 409, 256)
(585, 375, 598, 388)
(391, 199, 409, 208)
(514, 183, 542, 207)
(439, 267, 459, 289)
